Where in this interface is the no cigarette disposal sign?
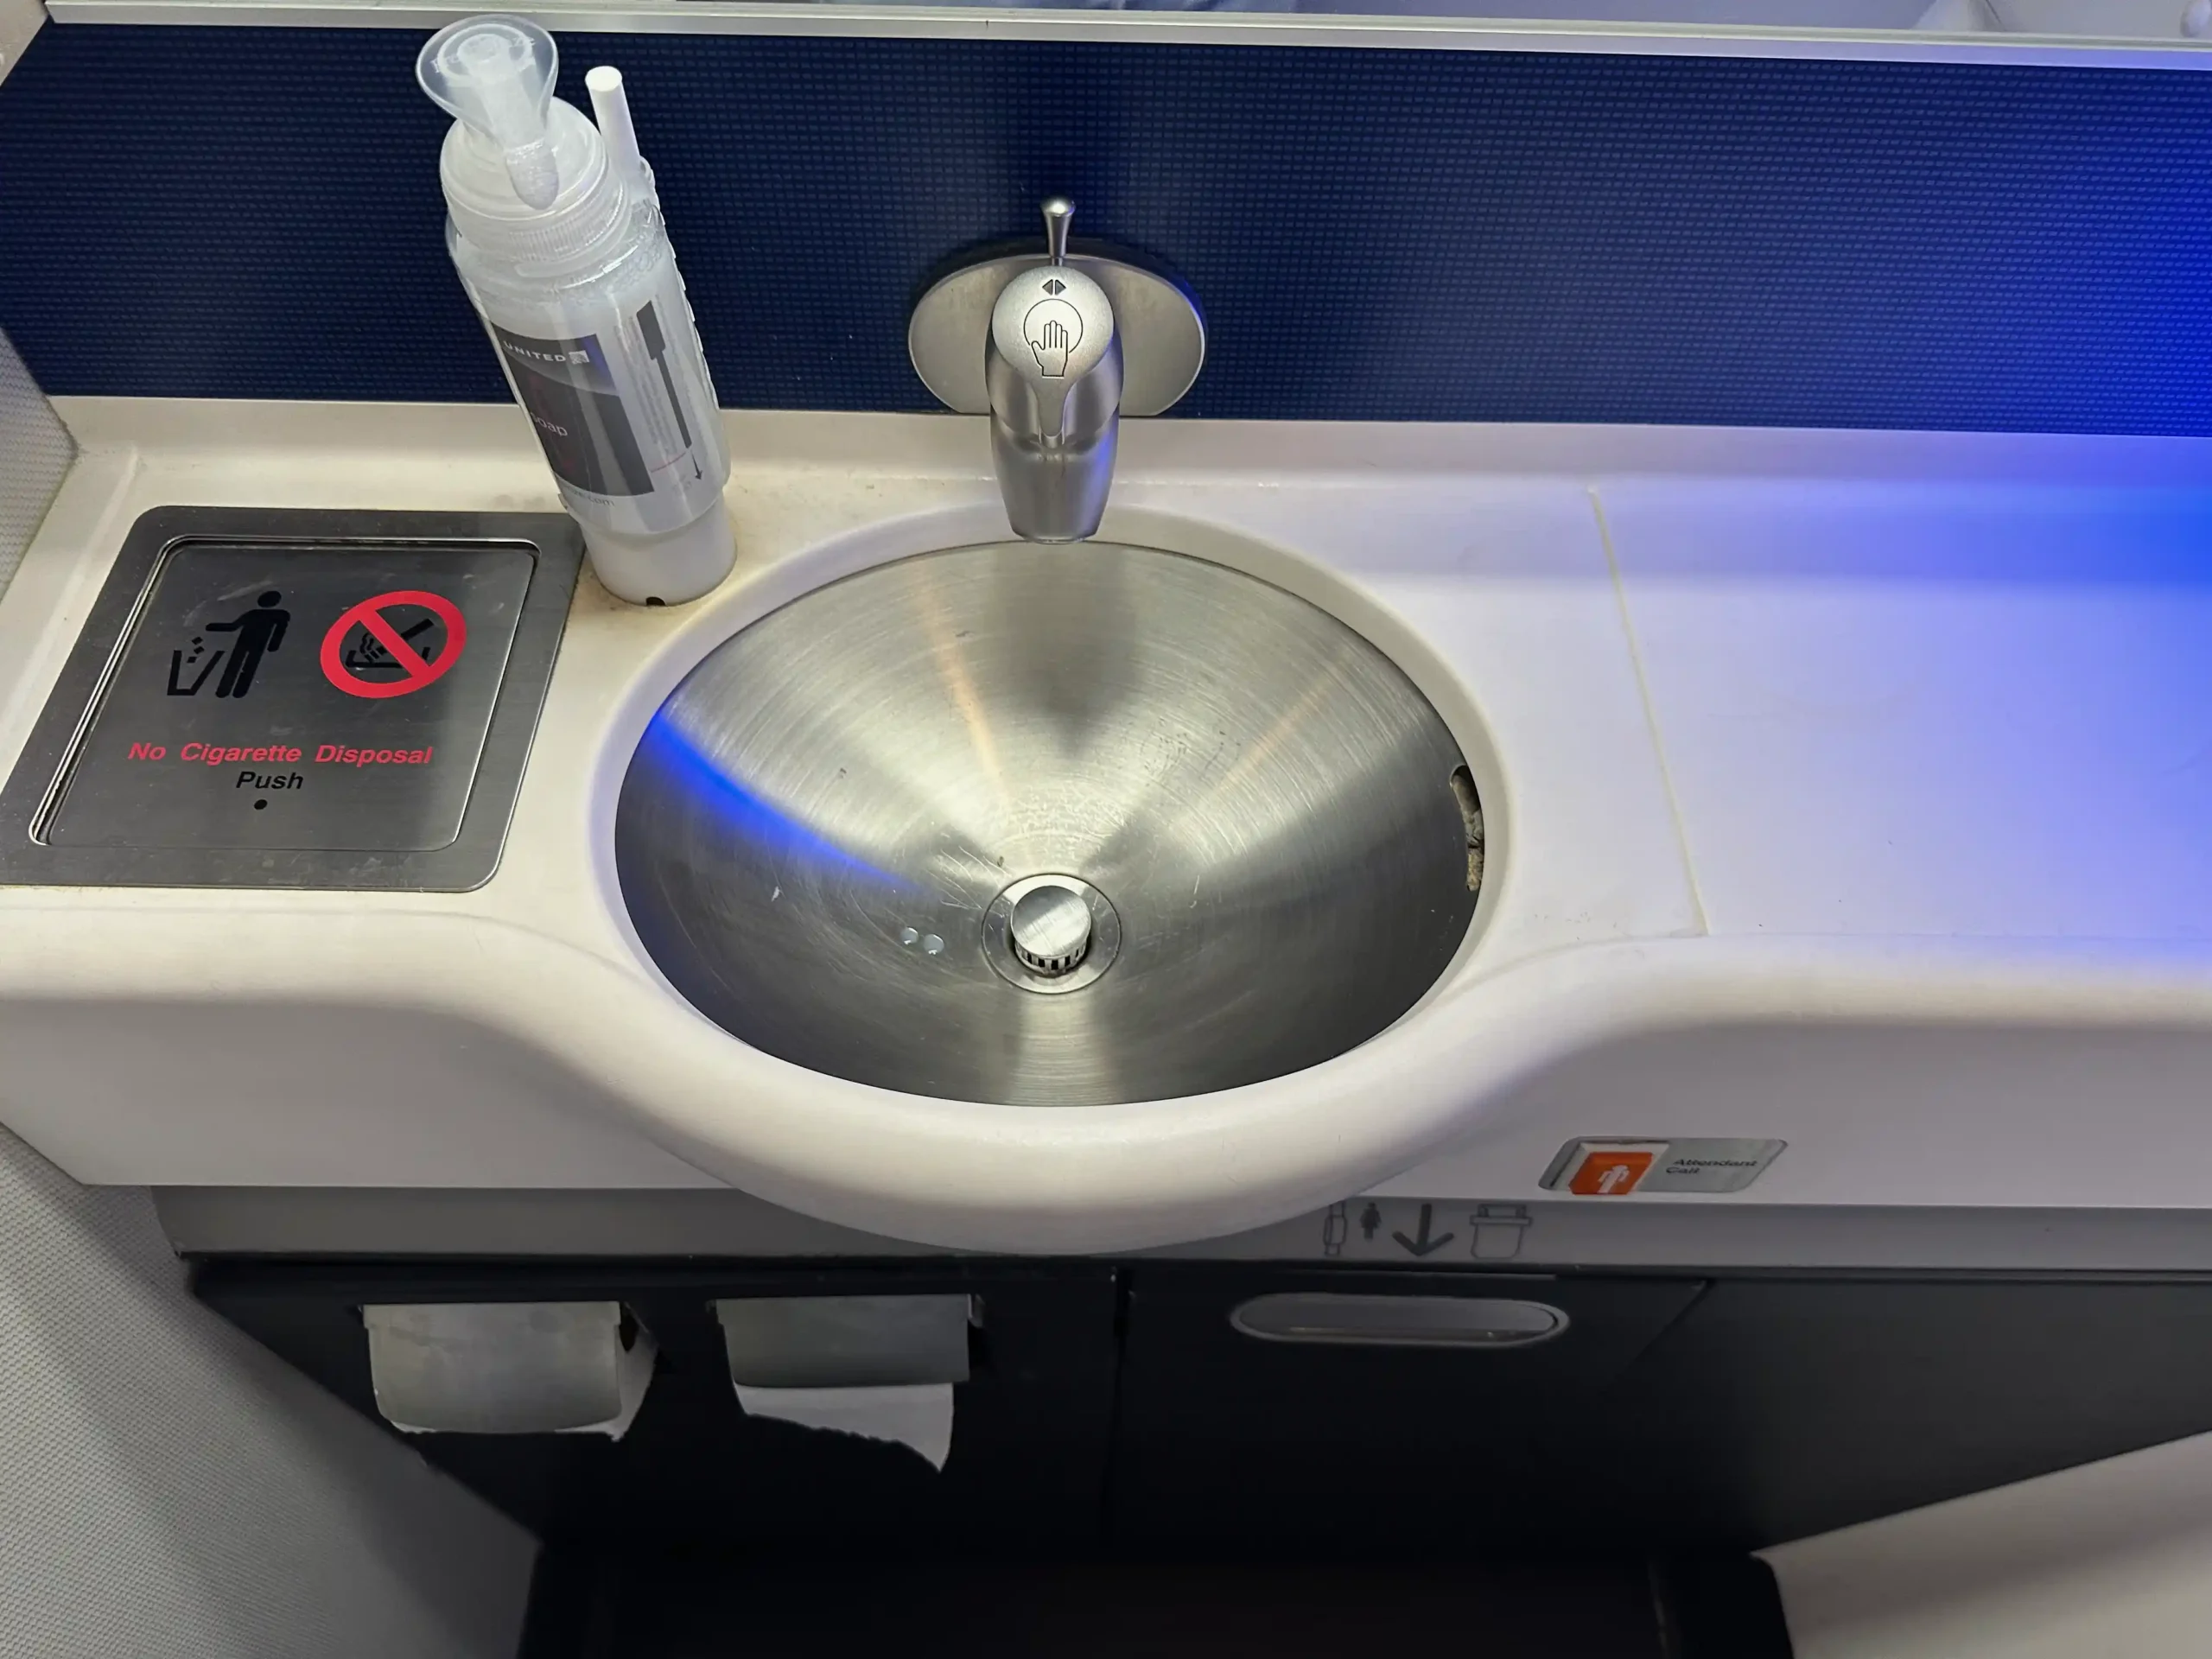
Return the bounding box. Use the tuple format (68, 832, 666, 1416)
(37, 543, 533, 857)
(321, 589, 468, 699)
(0, 511, 585, 892)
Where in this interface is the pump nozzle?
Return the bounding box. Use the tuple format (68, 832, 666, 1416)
(418, 14, 562, 211)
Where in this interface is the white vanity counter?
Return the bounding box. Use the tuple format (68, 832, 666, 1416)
(1, 398, 2207, 1253)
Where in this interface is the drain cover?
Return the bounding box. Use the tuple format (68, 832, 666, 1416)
(1009, 881, 1093, 976)
(984, 874, 1122, 995)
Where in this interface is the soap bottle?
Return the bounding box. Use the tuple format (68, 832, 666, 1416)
(417, 15, 734, 605)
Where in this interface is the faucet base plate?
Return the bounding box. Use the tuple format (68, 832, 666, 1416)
(909, 247, 1205, 418)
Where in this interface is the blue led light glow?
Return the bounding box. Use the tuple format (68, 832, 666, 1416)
(632, 711, 911, 891)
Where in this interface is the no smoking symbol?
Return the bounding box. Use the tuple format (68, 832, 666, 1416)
(320, 590, 467, 700)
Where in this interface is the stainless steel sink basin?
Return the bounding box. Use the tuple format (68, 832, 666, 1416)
(615, 542, 1481, 1106)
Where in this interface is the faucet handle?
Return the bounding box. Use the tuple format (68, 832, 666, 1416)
(988, 230, 1117, 399)
(1042, 196, 1073, 266)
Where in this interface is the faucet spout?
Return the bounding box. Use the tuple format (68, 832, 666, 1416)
(986, 198, 1122, 542)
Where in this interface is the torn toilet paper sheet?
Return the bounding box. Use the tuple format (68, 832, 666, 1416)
(734, 1382, 954, 1471)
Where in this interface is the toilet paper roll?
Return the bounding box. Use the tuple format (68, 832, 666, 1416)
(734, 1382, 955, 1471)
(364, 1301, 655, 1438)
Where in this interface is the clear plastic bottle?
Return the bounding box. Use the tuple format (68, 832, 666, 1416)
(418, 16, 734, 604)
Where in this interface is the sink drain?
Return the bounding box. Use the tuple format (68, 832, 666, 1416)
(984, 874, 1122, 995)
(1010, 882, 1093, 976)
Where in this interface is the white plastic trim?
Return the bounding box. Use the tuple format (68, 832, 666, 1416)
(34, 0, 2212, 67)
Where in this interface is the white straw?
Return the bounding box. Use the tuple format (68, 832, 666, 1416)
(586, 66, 645, 201)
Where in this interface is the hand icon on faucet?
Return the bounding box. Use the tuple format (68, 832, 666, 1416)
(1022, 298, 1084, 378)
(1032, 319, 1071, 373)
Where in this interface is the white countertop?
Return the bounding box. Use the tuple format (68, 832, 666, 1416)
(2, 399, 2209, 1251)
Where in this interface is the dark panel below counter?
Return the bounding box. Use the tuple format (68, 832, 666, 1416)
(1112, 1266, 2212, 1551)
(517, 1555, 1742, 1659)
(196, 1250, 2212, 1560)
(3, 27, 2211, 432)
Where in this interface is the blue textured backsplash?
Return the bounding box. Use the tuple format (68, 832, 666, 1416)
(2, 24, 2210, 431)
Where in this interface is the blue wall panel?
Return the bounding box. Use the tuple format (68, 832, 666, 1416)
(2, 24, 2209, 430)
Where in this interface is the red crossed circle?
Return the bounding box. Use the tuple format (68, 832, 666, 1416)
(320, 590, 467, 700)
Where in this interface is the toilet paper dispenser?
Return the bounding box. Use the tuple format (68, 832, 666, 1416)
(363, 1300, 656, 1436)
(360, 1293, 975, 1459)
(714, 1294, 975, 1388)
(716, 1294, 975, 1471)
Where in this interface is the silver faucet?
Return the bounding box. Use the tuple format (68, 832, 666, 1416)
(986, 199, 1123, 543)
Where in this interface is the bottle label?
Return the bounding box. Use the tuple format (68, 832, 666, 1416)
(491, 326, 654, 497)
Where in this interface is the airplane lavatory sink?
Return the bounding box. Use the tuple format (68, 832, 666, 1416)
(615, 542, 1484, 1107)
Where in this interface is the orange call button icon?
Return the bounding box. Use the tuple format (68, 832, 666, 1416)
(1567, 1149, 1656, 1197)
